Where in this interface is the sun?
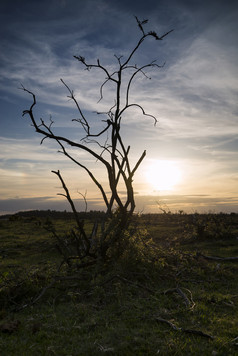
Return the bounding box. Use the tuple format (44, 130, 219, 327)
(145, 160, 181, 191)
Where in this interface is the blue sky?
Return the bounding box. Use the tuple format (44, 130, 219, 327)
(0, 0, 238, 214)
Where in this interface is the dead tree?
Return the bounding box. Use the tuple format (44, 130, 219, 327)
(21, 17, 173, 264)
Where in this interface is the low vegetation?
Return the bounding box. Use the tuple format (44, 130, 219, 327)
(0, 211, 238, 355)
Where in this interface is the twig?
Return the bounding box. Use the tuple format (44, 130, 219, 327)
(31, 280, 57, 305)
(164, 287, 195, 308)
(100, 274, 154, 293)
(176, 287, 193, 308)
(156, 317, 180, 330)
(15, 280, 57, 311)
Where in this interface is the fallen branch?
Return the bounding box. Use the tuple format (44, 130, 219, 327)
(182, 328, 214, 339)
(197, 252, 238, 262)
(155, 317, 214, 339)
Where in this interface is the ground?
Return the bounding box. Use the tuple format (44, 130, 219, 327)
(0, 212, 237, 355)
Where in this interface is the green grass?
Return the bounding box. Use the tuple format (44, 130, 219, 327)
(0, 213, 238, 355)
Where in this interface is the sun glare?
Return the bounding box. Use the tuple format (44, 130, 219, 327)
(145, 160, 182, 191)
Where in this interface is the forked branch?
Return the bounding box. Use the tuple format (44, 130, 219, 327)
(52, 170, 91, 251)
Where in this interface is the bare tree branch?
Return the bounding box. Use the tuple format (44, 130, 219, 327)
(21, 17, 173, 261)
(51, 170, 91, 251)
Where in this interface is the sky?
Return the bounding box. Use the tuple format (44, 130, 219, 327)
(0, 0, 238, 215)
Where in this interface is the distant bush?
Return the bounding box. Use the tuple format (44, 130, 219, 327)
(187, 214, 234, 240)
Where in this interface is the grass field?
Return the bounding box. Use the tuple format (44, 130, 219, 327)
(0, 212, 238, 355)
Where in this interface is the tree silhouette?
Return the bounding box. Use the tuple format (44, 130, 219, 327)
(21, 17, 173, 265)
